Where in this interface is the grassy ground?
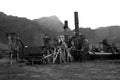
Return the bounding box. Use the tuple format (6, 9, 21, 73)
(0, 58, 120, 80)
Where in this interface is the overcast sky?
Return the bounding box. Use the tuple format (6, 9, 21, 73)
(0, 0, 120, 30)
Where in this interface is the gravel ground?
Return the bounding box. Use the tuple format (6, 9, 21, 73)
(0, 58, 120, 80)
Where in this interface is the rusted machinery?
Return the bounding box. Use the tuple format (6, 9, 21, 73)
(6, 11, 120, 65)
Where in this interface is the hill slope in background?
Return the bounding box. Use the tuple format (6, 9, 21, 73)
(0, 12, 64, 47)
(33, 15, 64, 32)
(78, 26, 120, 46)
(0, 12, 120, 47)
(95, 26, 120, 42)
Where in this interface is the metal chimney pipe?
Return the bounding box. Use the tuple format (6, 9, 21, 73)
(63, 20, 68, 31)
(74, 12, 79, 36)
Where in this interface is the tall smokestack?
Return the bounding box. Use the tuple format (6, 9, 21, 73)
(63, 20, 68, 31)
(74, 12, 79, 36)
(65, 20, 68, 26)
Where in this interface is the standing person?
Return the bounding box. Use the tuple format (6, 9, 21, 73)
(43, 34, 51, 63)
(102, 39, 109, 52)
(7, 33, 20, 64)
(43, 34, 50, 47)
(81, 37, 90, 61)
(112, 43, 119, 53)
(69, 33, 82, 62)
(63, 20, 69, 47)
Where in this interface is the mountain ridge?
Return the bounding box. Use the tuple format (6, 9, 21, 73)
(0, 12, 64, 46)
(0, 12, 120, 47)
(33, 15, 64, 32)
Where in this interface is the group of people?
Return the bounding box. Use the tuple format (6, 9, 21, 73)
(43, 32, 90, 64)
(6, 31, 90, 64)
(6, 31, 120, 65)
(7, 32, 24, 64)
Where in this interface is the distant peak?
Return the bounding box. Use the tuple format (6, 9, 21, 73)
(40, 15, 57, 19)
(34, 15, 62, 23)
(49, 15, 58, 18)
(48, 15, 60, 20)
(97, 25, 120, 30)
(0, 12, 7, 16)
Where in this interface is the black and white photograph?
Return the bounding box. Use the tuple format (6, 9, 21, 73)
(0, 0, 120, 80)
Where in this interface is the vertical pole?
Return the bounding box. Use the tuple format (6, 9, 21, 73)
(64, 20, 69, 42)
(74, 12, 79, 36)
(63, 20, 69, 62)
(63, 20, 68, 32)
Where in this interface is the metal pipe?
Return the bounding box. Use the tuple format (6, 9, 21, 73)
(63, 20, 68, 31)
(74, 12, 79, 36)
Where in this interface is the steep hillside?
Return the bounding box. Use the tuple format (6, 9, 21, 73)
(33, 15, 64, 33)
(0, 12, 120, 47)
(0, 12, 64, 47)
(77, 26, 120, 46)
